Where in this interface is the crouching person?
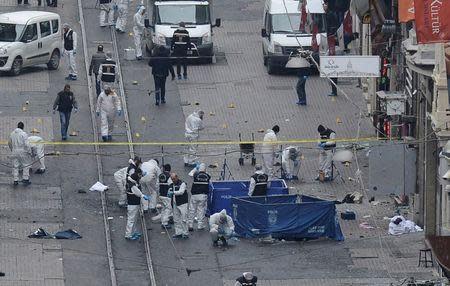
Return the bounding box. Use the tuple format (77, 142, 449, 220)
(125, 170, 149, 240)
(209, 209, 235, 247)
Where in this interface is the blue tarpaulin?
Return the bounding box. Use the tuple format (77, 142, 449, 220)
(208, 180, 289, 215)
(231, 195, 344, 241)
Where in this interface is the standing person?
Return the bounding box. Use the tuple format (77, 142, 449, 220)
(27, 136, 46, 175)
(133, 5, 146, 60)
(248, 165, 268, 197)
(126, 156, 142, 187)
(96, 86, 122, 142)
(99, 0, 115, 27)
(171, 22, 191, 80)
(114, 166, 128, 208)
(125, 170, 150, 240)
(17, 0, 29, 4)
(115, 0, 129, 33)
(53, 84, 78, 141)
(323, 2, 339, 96)
(183, 110, 204, 167)
(148, 46, 175, 105)
(261, 125, 280, 179)
(89, 45, 106, 97)
(8, 122, 32, 186)
(158, 164, 173, 229)
(62, 23, 77, 80)
(140, 159, 161, 213)
(46, 0, 57, 7)
(281, 146, 301, 180)
(296, 67, 309, 105)
(187, 163, 211, 231)
(317, 124, 336, 181)
(235, 272, 258, 286)
(169, 173, 189, 239)
(98, 51, 118, 91)
(209, 209, 235, 247)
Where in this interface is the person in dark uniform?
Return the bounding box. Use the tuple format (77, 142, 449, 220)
(187, 163, 211, 231)
(98, 51, 118, 93)
(323, 2, 339, 96)
(296, 66, 310, 105)
(169, 173, 189, 239)
(248, 165, 268, 196)
(158, 164, 173, 229)
(235, 272, 258, 286)
(171, 22, 191, 80)
(89, 45, 107, 97)
(125, 170, 149, 240)
(149, 46, 175, 105)
(317, 124, 336, 181)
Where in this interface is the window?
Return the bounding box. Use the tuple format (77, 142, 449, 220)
(156, 5, 210, 25)
(0, 23, 25, 42)
(21, 23, 38, 42)
(51, 19, 59, 34)
(40, 21, 51, 37)
(443, 187, 450, 231)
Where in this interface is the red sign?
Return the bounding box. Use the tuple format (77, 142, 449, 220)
(398, 0, 415, 23)
(414, 0, 450, 43)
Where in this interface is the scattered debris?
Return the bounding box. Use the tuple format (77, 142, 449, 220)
(132, 80, 138, 85)
(228, 103, 236, 108)
(209, 112, 215, 116)
(336, 117, 342, 124)
(257, 129, 265, 133)
(359, 222, 374, 229)
(77, 189, 86, 193)
(70, 131, 78, 136)
(135, 132, 140, 138)
(54, 229, 82, 239)
(369, 196, 375, 203)
(341, 191, 363, 204)
(72, 217, 77, 220)
(341, 210, 356, 220)
(222, 123, 228, 129)
(107, 217, 113, 220)
(28, 228, 52, 239)
(141, 116, 146, 122)
(208, 163, 218, 168)
(194, 102, 200, 105)
(388, 215, 423, 235)
(31, 128, 39, 134)
(393, 194, 409, 206)
(370, 200, 380, 206)
(89, 181, 109, 192)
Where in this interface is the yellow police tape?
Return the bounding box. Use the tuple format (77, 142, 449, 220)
(0, 137, 380, 146)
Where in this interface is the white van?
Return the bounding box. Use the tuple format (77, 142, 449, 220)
(0, 11, 61, 75)
(144, 0, 221, 63)
(261, 0, 326, 74)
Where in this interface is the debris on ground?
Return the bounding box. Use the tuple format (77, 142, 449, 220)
(388, 215, 423, 235)
(89, 181, 109, 192)
(359, 222, 375, 229)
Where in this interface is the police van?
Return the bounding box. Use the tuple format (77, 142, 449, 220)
(261, 0, 326, 74)
(0, 11, 61, 75)
(144, 0, 221, 63)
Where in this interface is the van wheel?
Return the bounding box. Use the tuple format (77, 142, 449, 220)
(47, 50, 60, 70)
(266, 60, 276, 74)
(10, 57, 22, 76)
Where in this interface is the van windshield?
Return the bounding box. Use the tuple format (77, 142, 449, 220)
(156, 5, 210, 25)
(271, 13, 326, 34)
(0, 23, 25, 42)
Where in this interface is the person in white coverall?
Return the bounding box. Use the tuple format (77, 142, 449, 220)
(114, 167, 128, 207)
(133, 6, 146, 60)
(261, 125, 280, 179)
(140, 159, 161, 213)
(317, 124, 336, 181)
(169, 173, 189, 239)
(99, 0, 116, 27)
(62, 23, 77, 80)
(96, 86, 122, 142)
(115, 0, 129, 33)
(183, 110, 204, 166)
(209, 209, 235, 247)
(187, 163, 211, 231)
(158, 164, 173, 228)
(27, 136, 46, 174)
(8, 122, 32, 186)
(281, 146, 301, 180)
(125, 171, 150, 240)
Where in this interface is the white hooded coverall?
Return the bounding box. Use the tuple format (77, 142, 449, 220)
(209, 209, 235, 242)
(99, 0, 116, 27)
(172, 182, 189, 236)
(96, 90, 122, 137)
(184, 112, 204, 165)
(187, 164, 210, 230)
(27, 136, 45, 171)
(9, 128, 32, 181)
(114, 167, 128, 206)
(115, 0, 129, 32)
(281, 146, 300, 178)
(125, 184, 145, 238)
(261, 129, 278, 178)
(133, 6, 146, 58)
(158, 174, 173, 226)
(140, 160, 161, 211)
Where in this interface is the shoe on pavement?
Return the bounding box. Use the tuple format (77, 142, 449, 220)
(188, 227, 194, 232)
(65, 75, 72, 80)
(177, 75, 182, 80)
(161, 224, 171, 229)
(155, 101, 159, 106)
(181, 234, 189, 239)
(13, 181, 19, 186)
(62, 136, 67, 141)
(172, 234, 182, 239)
(136, 56, 143, 60)
(161, 99, 166, 104)
(183, 74, 187, 80)
(22, 179, 31, 186)
(213, 240, 219, 247)
(150, 208, 157, 214)
(118, 203, 127, 208)
(107, 135, 112, 141)
(328, 93, 337, 96)
(35, 168, 46, 174)
(102, 136, 108, 142)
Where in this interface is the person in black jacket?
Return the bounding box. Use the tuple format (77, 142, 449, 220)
(53, 84, 78, 140)
(171, 22, 191, 80)
(149, 46, 175, 105)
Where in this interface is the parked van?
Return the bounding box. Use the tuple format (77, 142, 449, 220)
(0, 11, 61, 75)
(261, 0, 325, 74)
(144, 0, 221, 63)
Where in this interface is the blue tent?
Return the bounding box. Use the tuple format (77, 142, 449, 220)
(208, 180, 289, 215)
(231, 195, 344, 241)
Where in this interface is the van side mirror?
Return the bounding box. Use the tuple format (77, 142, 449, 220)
(261, 28, 267, 37)
(213, 18, 221, 28)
